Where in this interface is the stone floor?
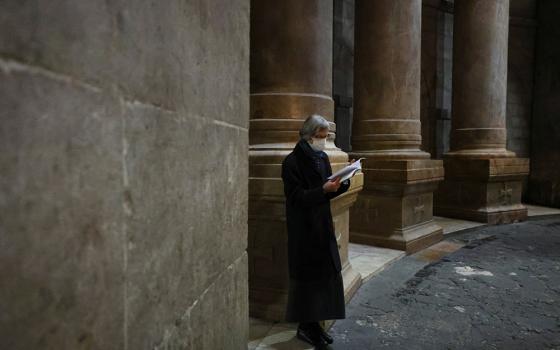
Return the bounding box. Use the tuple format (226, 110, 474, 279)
(330, 216, 560, 349)
(248, 204, 560, 349)
(248, 245, 405, 350)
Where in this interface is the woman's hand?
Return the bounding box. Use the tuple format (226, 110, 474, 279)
(323, 177, 341, 193)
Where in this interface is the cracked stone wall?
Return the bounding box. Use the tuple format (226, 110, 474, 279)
(0, 1, 249, 349)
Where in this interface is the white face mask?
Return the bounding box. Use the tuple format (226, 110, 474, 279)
(310, 137, 327, 151)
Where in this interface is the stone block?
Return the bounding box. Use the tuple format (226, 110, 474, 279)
(0, 65, 124, 350)
(1, 0, 250, 347)
(350, 159, 444, 254)
(0, 59, 251, 349)
(0, 0, 250, 129)
(151, 253, 249, 349)
(435, 158, 529, 224)
(123, 102, 248, 347)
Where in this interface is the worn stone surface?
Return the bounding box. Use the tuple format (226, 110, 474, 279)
(449, 0, 512, 157)
(0, 0, 248, 129)
(353, 0, 426, 157)
(331, 216, 560, 349)
(151, 254, 249, 350)
(123, 102, 248, 349)
(529, 0, 560, 208)
(0, 64, 124, 350)
(0, 0, 249, 348)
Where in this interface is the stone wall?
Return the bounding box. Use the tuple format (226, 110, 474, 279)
(420, 0, 537, 162)
(507, 0, 537, 159)
(333, 0, 355, 152)
(529, 0, 560, 207)
(420, 0, 454, 158)
(0, 1, 249, 349)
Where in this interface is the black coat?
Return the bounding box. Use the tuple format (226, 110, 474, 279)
(281, 140, 350, 281)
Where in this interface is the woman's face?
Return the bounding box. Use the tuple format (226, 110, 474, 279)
(309, 128, 329, 151)
(312, 128, 329, 140)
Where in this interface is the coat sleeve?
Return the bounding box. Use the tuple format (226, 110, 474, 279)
(326, 179, 350, 200)
(324, 156, 351, 200)
(282, 158, 328, 208)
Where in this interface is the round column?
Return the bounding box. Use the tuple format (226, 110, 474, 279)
(448, 0, 514, 158)
(248, 0, 362, 321)
(352, 0, 428, 159)
(251, 0, 336, 148)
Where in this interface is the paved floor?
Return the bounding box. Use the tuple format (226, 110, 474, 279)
(331, 216, 560, 349)
(248, 206, 560, 349)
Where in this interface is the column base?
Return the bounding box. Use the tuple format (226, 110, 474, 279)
(349, 159, 445, 254)
(351, 220, 443, 253)
(434, 157, 530, 224)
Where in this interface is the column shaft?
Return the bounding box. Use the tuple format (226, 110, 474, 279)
(353, 0, 427, 158)
(350, 0, 444, 253)
(449, 0, 512, 157)
(435, 0, 529, 223)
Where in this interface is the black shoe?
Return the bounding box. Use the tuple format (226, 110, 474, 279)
(313, 324, 333, 345)
(296, 325, 328, 348)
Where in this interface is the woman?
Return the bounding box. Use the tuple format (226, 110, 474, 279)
(281, 114, 351, 348)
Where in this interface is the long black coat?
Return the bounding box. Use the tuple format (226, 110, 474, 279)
(281, 140, 350, 282)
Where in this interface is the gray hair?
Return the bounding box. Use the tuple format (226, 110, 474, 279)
(299, 114, 330, 140)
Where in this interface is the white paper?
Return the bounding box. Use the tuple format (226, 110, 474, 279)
(327, 158, 365, 182)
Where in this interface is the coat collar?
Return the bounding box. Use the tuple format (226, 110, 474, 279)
(294, 139, 324, 179)
(295, 139, 319, 160)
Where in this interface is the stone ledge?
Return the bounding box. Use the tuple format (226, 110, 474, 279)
(362, 159, 445, 185)
(434, 205, 528, 225)
(351, 220, 443, 254)
(443, 157, 530, 180)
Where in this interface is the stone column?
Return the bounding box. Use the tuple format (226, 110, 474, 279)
(248, 0, 363, 321)
(434, 0, 529, 223)
(350, 0, 444, 253)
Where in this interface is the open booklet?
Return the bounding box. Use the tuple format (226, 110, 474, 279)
(327, 158, 365, 182)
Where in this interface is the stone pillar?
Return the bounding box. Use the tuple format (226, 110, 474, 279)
(434, 0, 530, 223)
(350, 0, 444, 253)
(248, 0, 363, 321)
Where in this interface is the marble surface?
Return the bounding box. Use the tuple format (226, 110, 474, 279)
(525, 204, 560, 217)
(348, 243, 405, 282)
(434, 216, 485, 235)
